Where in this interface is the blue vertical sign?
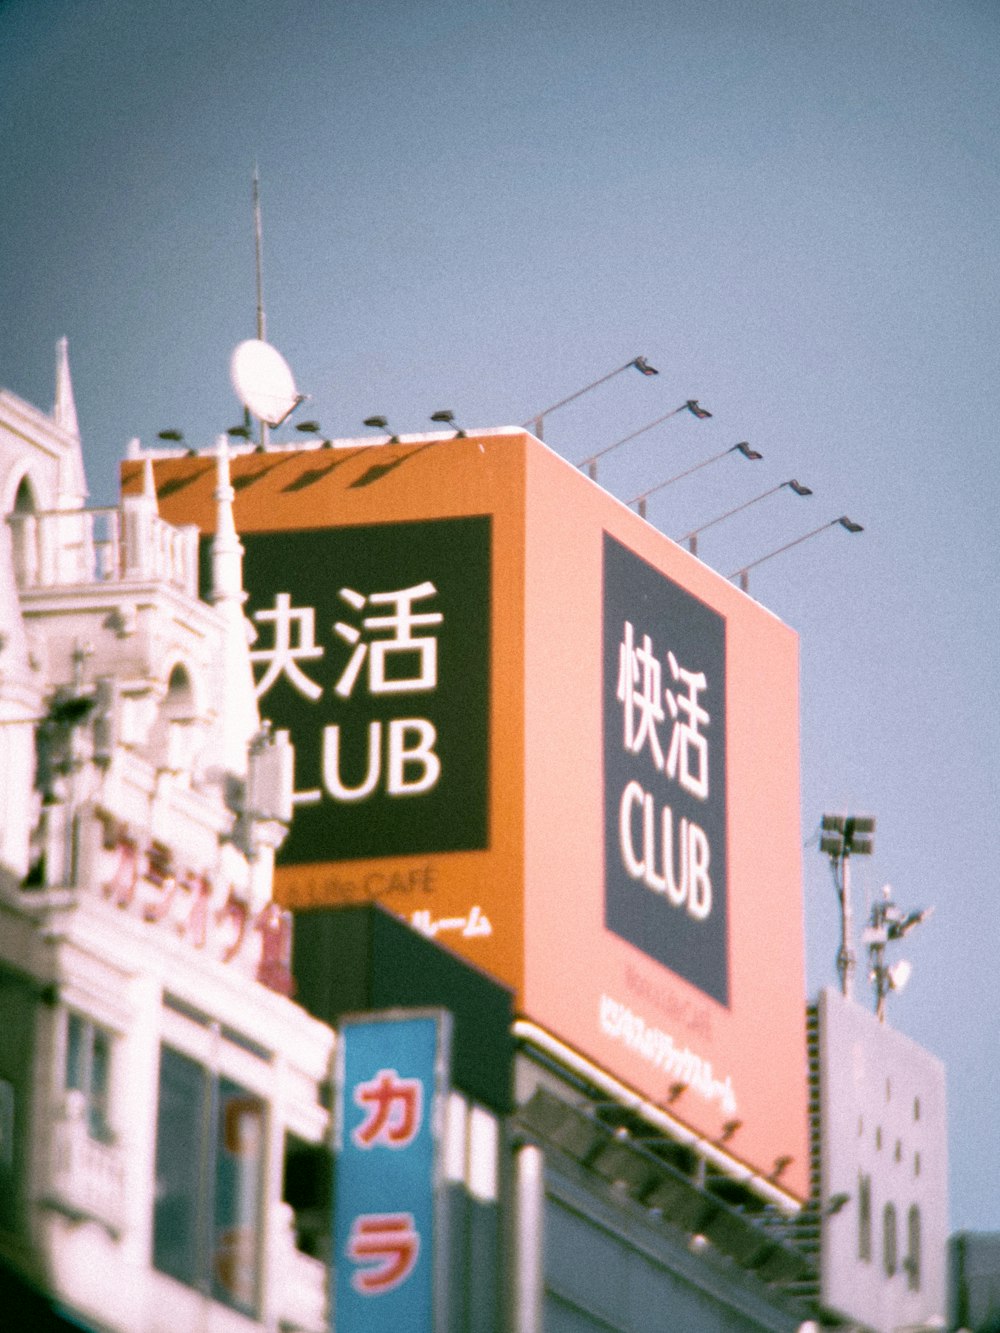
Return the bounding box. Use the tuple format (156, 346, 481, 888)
(333, 1011, 450, 1333)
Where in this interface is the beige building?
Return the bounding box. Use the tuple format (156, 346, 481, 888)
(0, 343, 332, 1331)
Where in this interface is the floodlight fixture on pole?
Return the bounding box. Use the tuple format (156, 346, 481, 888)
(629, 441, 762, 521)
(521, 356, 659, 442)
(677, 478, 812, 556)
(729, 516, 863, 591)
(430, 409, 466, 438)
(862, 884, 933, 1022)
(820, 813, 876, 1001)
(577, 398, 713, 483)
(362, 415, 400, 444)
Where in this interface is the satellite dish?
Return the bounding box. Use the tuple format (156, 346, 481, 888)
(230, 339, 302, 427)
(887, 959, 913, 992)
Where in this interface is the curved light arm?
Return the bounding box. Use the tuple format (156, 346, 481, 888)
(522, 357, 657, 440)
(629, 442, 762, 518)
(729, 516, 863, 591)
(576, 397, 709, 482)
(678, 478, 811, 554)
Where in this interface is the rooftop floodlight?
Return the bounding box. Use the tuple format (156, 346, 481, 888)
(521, 355, 659, 442)
(729, 516, 864, 592)
(820, 812, 876, 1001)
(362, 415, 399, 443)
(578, 397, 713, 483)
(430, 409, 466, 438)
(227, 407, 253, 441)
(629, 441, 763, 520)
(677, 477, 812, 555)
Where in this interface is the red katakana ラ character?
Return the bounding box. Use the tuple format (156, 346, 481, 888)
(347, 1213, 420, 1293)
(255, 902, 294, 996)
(352, 1069, 423, 1149)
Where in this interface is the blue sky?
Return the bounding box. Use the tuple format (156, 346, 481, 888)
(2, 0, 998, 1231)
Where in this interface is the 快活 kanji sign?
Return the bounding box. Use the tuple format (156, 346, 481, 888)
(333, 1012, 451, 1333)
(603, 533, 730, 1005)
(241, 517, 491, 864)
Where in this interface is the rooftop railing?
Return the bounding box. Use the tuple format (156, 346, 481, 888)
(9, 504, 199, 597)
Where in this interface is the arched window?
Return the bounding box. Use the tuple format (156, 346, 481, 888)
(148, 664, 199, 774)
(9, 475, 40, 586)
(164, 664, 195, 718)
(906, 1204, 921, 1290)
(13, 475, 38, 514)
(883, 1202, 898, 1277)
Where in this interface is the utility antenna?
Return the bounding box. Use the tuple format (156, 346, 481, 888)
(819, 813, 875, 1000)
(253, 165, 268, 445)
(230, 166, 306, 446)
(253, 164, 266, 344)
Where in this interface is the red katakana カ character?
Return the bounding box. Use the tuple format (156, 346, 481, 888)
(352, 1069, 423, 1149)
(347, 1213, 420, 1293)
(103, 834, 139, 907)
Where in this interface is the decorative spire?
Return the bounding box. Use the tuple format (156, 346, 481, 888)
(141, 455, 158, 509)
(51, 338, 88, 508)
(53, 336, 80, 438)
(210, 436, 260, 776)
(212, 434, 244, 605)
(120, 453, 160, 577)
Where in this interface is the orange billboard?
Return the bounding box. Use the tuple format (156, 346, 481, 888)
(138, 430, 809, 1200)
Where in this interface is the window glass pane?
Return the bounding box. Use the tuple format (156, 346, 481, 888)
(858, 1173, 872, 1261)
(89, 1027, 111, 1140)
(66, 1013, 85, 1092)
(883, 1202, 898, 1277)
(907, 1205, 921, 1290)
(154, 1046, 210, 1289)
(211, 1078, 264, 1316)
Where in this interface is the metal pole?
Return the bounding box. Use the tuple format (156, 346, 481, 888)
(512, 1144, 545, 1333)
(837, 852, 855, 1001)
(252, 166, 269, 449)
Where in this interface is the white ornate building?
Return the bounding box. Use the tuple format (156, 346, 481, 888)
(0, 343, 333, 1331)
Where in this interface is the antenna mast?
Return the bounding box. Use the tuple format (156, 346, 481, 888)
(252, 165, 268, 447)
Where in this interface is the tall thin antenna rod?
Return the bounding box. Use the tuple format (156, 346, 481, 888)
(253, 165, 266, 344)
(252, 165, 268, 447)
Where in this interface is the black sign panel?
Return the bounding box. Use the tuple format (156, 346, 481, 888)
(602, 533, 729, 1005)
(241, 516, 491, 863)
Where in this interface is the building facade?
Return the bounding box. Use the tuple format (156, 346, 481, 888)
(0, 346, 332, 1331)
(0, 345, 952, 1332)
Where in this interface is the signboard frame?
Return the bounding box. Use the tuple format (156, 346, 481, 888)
(333, 1007, 453, 1333)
